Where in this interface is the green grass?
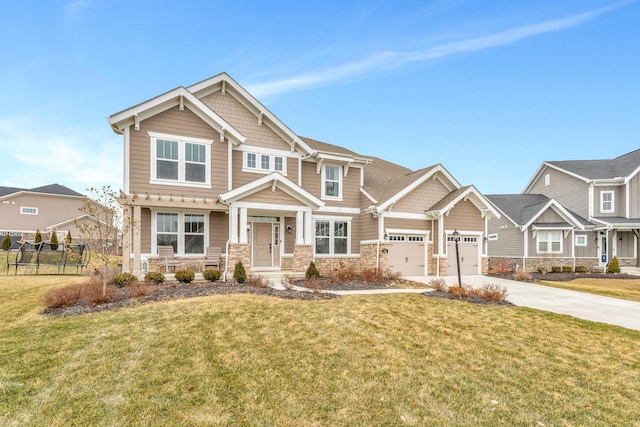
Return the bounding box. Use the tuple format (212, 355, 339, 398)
(539, 278, 640, 302)
(1, 275, 639, 426)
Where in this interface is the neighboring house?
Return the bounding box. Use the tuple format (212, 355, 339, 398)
(0, 184, 93, 243)
(108, 72, 499, 278)
(487, 149, 640, 271)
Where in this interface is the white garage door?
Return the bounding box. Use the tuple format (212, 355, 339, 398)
(447, 235, 480, 276)
(387, 235, 425, 276)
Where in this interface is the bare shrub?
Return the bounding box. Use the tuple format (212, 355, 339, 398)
(82, 282, 116, 306)
(304, 276, 326, 293)
(280, 274, 296, 290)
(479, 283, 509, 302)
(428, 278, 449, 292)
(330, 262, 359, 283)
(128, 282, 155, 298)
(491, 258, 512, 274)
(359, 268, 383, 283)
(448, 286, 469, 299)
(382, 269, 401, 281)
(245, 275, 271, 289)
(43, 284, 83, 309)
(512, 271, 532, 281)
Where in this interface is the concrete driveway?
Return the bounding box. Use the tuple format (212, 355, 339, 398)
(404, 275, 640, 331)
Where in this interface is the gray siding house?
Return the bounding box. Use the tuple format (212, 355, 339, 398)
(488, 149, 640, 271)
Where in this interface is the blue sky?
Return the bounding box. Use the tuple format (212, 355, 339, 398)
(1, 0, 638, 196)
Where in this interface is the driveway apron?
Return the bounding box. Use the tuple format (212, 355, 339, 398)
(404, 275, 640, 331)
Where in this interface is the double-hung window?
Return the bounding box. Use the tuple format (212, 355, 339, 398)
(323, 165, 342, 199)
(155, 212, 206, 255)
(314, 218, 349, 255)
(243, 151, 286, 174)
(537, 231, 562, 254)
(601, 191, 614, 213)
(150, 132, 212, 187)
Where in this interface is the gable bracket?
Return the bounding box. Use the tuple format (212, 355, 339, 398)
(221, 81, 226, 95)
(432, 172, 439, 181)
(271, 180, 277, 192)
(316, 158, 324, 174)
(564, 230, 570, 238)
(134, 114, 140, 131)
(258, 112, 264, 126)
(220, 128, 225, 142)
(344, 163, 351, 177)
(179, 95, 184, 111)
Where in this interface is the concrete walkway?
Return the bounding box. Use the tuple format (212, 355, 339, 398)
(405, 275, 640, 331)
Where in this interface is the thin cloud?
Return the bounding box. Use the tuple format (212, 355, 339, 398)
(247, 1, 631, 97)
(65, 0, 92, 21)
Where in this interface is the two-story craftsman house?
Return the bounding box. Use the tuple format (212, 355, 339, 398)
(108, 73, 499, 278)
(487, 149, 640, 271)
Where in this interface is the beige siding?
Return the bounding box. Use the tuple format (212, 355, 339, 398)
(487, 216, 524, 257)
(536, 208, 563, 223)
(200, 92, 291, 151)
(527, 166, 590, 218)
(129, 106, 227, 197)
(574, 232, 597, 258)
(393, 179, 451, 213)
(242, 187, 301, 205)
(231, 149, 298, 189)
(350, 215, 362, 254)
(141, 208, 151, 253)
(284, 217, 296, 252)
(0, 193, 86, 234)
(210, 211, 229, 252)
(360, 211, 379, 241)
(384, 218, 430, 231)
(301, 161, 360, 208)
(616, 231, 635, 258)
(442, 200, 484, 232)
(527, 229, 572, 257)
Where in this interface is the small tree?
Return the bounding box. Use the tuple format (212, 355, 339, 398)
(65, 230, 72, 244)
(1, 234, 11, 250)
(75, 185, 136, 297)
(233, 260, 247, 283)
(306, 261, 320, 278)
(50, 230, 59, 250)
(607, 256, 621, 274)
(34, 229, 43, 246)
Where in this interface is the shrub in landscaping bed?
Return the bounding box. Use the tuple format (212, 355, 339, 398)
(128, 282, 155, 298)
(607, 256, 621, 273)
(512, 271, 532, 281)
(1, 234, 11, 250)
(245, 275, 271, 288)
(479, 283, 509, 302)
(551, 266, 562, 273)
(575, 265, 587, 273)
(203, 268, 221, 282)
(83, 282, 116, 305)
(144, 271, 165, 284)
(304, 276, 326, 293)
(43, 284, 84, 309)
(305, 261, 320, 279)
(233, 260, 247, 283)
(175, 270, 195, 283)
(490, 257, 512, 274)
(113, 272, 138, 288)
(562, 265, 573, 273)
(428, 277, 448, 292)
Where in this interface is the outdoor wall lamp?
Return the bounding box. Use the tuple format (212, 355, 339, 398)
(384, 233, 388, 240)
(287, 225, 292, 233)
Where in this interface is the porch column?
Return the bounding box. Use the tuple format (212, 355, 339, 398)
(239, 208, 248, 244)
(304, 210, 313, 245)
(132, 205, 142, 277)
(295, 211, 304, 245)
(122, 205, 131, 273)
(230, 206, 238, 244)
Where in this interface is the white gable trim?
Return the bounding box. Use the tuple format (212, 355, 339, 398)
(108, 87, 246, 145)
(425, 186, 501, 220)
(218, 172, 323, 209)
(188, 73, 314, 155)
(520, 199, 585, 231)
(377, 165, 461, 213)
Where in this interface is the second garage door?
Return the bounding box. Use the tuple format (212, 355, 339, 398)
(387, 235, 426, 276)
(446, 235, 480, 275)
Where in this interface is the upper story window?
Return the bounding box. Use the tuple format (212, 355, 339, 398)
(322, 164, 342, 200)
(601, 191, 614, 213)
(149, 132, 212, 188)
(244, 152, 286, 174)
(537, 231, 562, 254)
(544, 174, 550, 186)
(20, 207, 38, 215)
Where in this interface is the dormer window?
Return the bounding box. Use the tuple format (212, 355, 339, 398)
(601, 191, 614, 213)
(322, 164, 342, 200)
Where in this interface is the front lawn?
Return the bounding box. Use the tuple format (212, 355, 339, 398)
(1, 275, 639, 425)
(538, 278, 640, 302)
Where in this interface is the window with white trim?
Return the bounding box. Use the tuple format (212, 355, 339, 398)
(20, 207, 38, 215)
(545, 174, 550, 186)
(408, 235, 424, 242)
(575, 234, 587, 247)
(601, 191, 614, 213)
(149, 132, 212, 187)
(314, 218, 349, 255)
(244, 152, 286, 174)
(155, 212, 206, 255)
(537, 231, 562, 253)
(388, 235, 406, 241)
(322, 164, 342, 199)
(463, 237, 477, 243)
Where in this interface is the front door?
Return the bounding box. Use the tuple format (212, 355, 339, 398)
(599, 234, 608, 266)
(253, 223, 273, 267)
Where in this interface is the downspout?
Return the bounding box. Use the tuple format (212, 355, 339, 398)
(223, 238, 231, 281)
(376, 239, 380, 274)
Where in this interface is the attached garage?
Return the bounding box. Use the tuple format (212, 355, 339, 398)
(446, 235, 480, 275)
(387, 234, 426, 276)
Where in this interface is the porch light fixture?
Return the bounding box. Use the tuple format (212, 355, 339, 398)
(287, 225, 292, 233)
(384, 233, 388, 240)
(452, 230, 462, 287)
(618, 236, 623, 241)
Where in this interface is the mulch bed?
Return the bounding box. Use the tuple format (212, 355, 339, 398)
(489, 272, 639, 282)
(423, 290, 515, 306)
